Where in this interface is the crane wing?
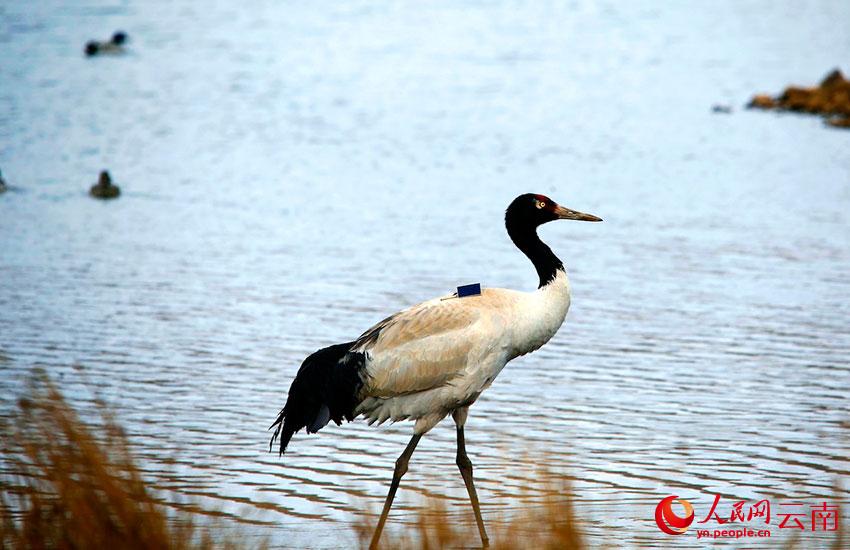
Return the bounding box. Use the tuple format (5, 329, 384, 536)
(351, 290, 514, 398)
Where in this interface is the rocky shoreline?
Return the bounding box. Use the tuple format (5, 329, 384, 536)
(748, 69, 850, 129)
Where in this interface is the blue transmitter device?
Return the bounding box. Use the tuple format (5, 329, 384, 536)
(457, 283, 482, 297)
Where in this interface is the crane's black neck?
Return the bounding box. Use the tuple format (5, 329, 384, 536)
(506, 220, 564, 288)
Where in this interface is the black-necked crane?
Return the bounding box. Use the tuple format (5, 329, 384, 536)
(270, 193, 602, 548)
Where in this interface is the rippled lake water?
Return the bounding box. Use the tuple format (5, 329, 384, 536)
(1, 1, 849, 548)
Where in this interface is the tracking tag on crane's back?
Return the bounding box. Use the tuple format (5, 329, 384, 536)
(457, 283, 481, 297)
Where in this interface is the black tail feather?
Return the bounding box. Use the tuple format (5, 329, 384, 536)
(269, 341, 365, 456)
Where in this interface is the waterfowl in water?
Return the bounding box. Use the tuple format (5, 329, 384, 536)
(89, 170, 120, 199)
(85, 31, 127, 56)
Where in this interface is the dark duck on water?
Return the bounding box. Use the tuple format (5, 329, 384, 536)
(89, 170, 120, 199)
(269, 193, 602, 549)
(85, 31, 127, 56)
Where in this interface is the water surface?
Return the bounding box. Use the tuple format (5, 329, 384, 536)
(1, 1, 849, 548)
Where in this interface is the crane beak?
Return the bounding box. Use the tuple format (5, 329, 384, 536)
(554, 205, 602, 222)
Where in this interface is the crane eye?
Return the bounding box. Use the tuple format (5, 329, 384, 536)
(536, 201, 546, 209)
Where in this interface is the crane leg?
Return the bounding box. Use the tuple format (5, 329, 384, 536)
(456, 425, 489, 548)
(369, 433, 422, 550)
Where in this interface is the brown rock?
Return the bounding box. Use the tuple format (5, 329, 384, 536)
(826, 116, 850, 128)
(820, 69, 848, 89)
(750, 69, 850, 129)
(747, 94, 776, 109)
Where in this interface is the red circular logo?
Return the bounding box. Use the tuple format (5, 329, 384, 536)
(655, 495, 695, 535)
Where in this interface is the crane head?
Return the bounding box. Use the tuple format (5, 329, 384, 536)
(507, 193, 602, 228)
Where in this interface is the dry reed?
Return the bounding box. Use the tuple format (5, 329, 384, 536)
(0, 374, 250, 550)
(354, 467, 585, 550)
(1, 374, 844, 550)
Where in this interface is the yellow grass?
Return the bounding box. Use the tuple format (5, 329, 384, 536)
(354, 470, 585, 549)
(1, 374, 845, 550)
(0, 374, 251, 550)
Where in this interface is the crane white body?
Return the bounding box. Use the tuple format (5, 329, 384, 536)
(354, 270, 571, 434)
